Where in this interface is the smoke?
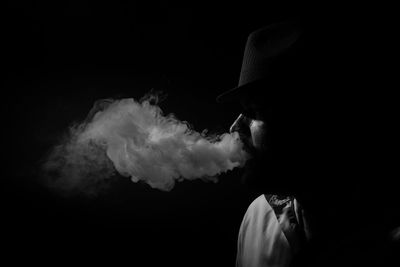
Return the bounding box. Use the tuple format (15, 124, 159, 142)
(42, 94, 249, 195)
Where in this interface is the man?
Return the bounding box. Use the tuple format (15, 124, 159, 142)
(216, 22, 313, 267)
(216, 21, 399, 267)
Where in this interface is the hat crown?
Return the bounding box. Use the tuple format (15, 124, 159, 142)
(216, 21, 305, 103)
(239, 21, 304, 87)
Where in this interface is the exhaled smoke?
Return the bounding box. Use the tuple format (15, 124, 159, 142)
(42, 95, 248, 194)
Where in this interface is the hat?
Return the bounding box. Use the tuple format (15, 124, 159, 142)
(216, 21, 305, 103)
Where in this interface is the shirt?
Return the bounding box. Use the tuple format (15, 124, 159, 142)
(236, 194, 309, 267)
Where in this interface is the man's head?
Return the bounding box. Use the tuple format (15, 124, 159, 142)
(217, 22, 308, 195)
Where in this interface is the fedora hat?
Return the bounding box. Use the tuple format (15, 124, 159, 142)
(216, 21, 305, 103)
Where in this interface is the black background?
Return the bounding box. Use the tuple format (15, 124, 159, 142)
(2, 2, 300, 266)
(3, 2, 398, 267)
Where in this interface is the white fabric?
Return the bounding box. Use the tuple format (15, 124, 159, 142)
(236, 195, 292, 267)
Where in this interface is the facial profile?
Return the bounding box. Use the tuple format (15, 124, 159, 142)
(230, 97, 271, 159)
(227, 95, 275, 192)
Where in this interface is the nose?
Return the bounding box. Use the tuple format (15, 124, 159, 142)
(230, 113, 250, 133)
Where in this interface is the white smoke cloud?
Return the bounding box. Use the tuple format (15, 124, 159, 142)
(42, 94, 248, 194)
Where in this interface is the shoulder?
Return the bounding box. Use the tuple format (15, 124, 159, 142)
(238, 194, 278, 245)
(242, 194, 272, 219)
(240, 194, 274, 232)
(237, 194, 294, 267)
(248, 194, 270, 210)
(243, 194, 294, 218)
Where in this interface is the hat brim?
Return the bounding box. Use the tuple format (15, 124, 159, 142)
(216, 79, 267, 104)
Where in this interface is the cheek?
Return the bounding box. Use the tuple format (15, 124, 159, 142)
(250, 120, 267, 149)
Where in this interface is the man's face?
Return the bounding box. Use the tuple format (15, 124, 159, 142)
(228, 98, 276, 192)
(229, 95, 308, 195)
(230, 101, 271, 158)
